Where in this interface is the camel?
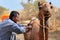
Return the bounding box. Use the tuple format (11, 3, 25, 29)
(24, 2, 53, 40)
(37, 2, 53, 40)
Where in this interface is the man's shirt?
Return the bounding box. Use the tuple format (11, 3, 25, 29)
(0, 19, 26, 40)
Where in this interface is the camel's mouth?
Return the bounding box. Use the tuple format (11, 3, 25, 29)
(44, 11, 51, 17)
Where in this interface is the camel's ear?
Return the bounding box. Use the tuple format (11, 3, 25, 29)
(38, 2, 41, 6)
(38, 2, 42, 10)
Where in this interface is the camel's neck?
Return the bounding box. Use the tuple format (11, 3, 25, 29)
(38, 10, 50, 27)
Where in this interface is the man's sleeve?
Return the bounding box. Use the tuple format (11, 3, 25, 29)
(10, 23, 26, 34)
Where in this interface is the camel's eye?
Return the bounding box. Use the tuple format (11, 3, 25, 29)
(39, 6, 42, 9)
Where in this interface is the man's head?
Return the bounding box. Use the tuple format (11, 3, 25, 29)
(1, 13, 9, 21)
(9, 11, 19, 23)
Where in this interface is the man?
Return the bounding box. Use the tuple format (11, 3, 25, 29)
(0, 11, 32, 40)
(1, 13, 16, 40)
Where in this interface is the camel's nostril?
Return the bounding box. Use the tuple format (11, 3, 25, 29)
(51, 6, 53, 9)
(49, 2, 52, 5)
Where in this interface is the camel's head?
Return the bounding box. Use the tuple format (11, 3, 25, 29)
(38, 2, 53, 18)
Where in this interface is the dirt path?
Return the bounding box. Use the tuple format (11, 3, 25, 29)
(48, 31, 60, 40)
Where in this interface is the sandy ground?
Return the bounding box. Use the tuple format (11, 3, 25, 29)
(48, 31, 60, 40)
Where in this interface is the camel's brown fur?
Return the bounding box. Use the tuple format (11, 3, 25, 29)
(24, 2, 53, 40)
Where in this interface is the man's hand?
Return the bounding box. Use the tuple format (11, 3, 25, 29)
(24, 23, 32, 33)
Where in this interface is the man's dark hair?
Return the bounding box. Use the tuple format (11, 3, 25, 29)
(9, 11, 19, 20)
